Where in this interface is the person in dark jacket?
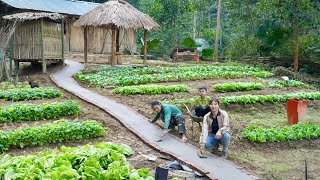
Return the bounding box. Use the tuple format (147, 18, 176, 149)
(149, 100, 187, 142)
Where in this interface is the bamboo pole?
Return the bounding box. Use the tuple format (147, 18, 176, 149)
(40, 19, 46, 73)
(111, 24, 116, 65)
(84, 27, 88, 66)
(143, 29, 148, 66)
(61, 20, 64, 63)
(9, 37, 13, 82)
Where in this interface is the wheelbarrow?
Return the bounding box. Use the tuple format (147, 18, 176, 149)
(184, 104, 203, 141)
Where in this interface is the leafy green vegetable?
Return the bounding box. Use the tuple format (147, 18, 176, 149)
(0, 142, 153, 179)
(75, 65, 273, 87)
(0, 87, 63, 101)
(114, 85, 189, 95)
(213, 82, 264, 92)
(0, 82, 30, 89)
(267, 80, 310, 88)
(0, 119, 105, 152)
(221, 92, 320, 105)
(243, 123, 320, 143)
(0, 100, 81, 123)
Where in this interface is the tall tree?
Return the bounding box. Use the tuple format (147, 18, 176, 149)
(258, 0, 319, 73)
(213, 0, 222, 62)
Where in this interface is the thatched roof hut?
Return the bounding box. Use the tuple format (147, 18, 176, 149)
(3, 12, 65, 74)
(74, 0, 159, 65)
(0, 0, 137, 56)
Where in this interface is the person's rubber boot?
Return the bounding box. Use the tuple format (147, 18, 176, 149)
(221, 151, 227, 159)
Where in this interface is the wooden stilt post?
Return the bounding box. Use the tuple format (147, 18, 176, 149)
(40, 19, 46, 73)
(111, 25, 116, 65)
(84, 27, 88, 66)
(9, 37, 13, 82)
(61, 19, 64, 63)
(143, 29, 148, 66)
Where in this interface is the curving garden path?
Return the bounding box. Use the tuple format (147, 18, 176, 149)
(50, 60, 257, 180)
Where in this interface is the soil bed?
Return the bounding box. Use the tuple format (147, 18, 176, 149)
(1, 63, 209, 179)
(75, 62, 320, 179)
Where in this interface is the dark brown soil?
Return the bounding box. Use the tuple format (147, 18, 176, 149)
(0, 62, 189, 178)
(74, 62, 320, 180)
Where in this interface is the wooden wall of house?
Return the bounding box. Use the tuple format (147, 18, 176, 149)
(118, 27, 137, 54)
(43, 21, 63, 59)
(12, 20, 62, 60)
(67, 19, 137, 54)
(12, 21, 42, 60)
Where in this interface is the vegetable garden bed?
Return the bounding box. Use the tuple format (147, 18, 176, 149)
(243, 123, 320, 143)
(213, 82, 264, 92)
(0, 100, 80, 122)
(213, 80, 310, 93)
(0, 142, 153, 179)
(76, 65, 274, 87)
(73, 62, 320, 180)
(114, 84, 189, 95)
(0, 119, 105, 152)
(0, 87, 62, 101)
(221, 92, 320, 104)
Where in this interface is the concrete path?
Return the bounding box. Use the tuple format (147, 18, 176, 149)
(51, 60, 256, 180)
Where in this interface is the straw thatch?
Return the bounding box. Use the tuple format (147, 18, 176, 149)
(3, 12, 64, 21)
(74, 0, 159, 30)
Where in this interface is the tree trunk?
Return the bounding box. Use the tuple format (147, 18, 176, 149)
(173, 19, 177, 48)
(213, 0, 222, 62)
(193, 11, 196, 40)
(294, 24, 299, 74)
(143, 30, 148, 66)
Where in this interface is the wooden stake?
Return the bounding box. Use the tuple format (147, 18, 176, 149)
(143, 29, 148, 66)
(305, 159, 308, 180)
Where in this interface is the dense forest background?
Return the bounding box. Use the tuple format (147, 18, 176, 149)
(83, 0, 320, 64)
